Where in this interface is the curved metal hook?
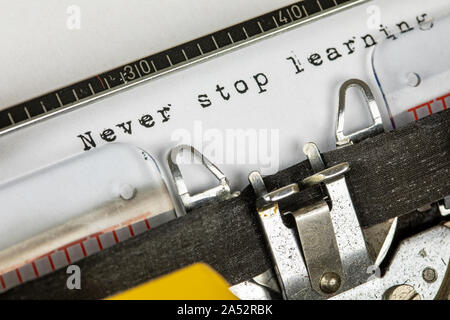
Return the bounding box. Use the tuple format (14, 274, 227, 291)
(336, 79, 383, 147)
(168, 145, 234, 212)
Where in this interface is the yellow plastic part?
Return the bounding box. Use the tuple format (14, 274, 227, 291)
(108, 263, 238, 300)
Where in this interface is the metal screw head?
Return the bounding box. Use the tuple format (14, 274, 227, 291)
(406, 72, 421, 87)
(320, 272, 341, 294)
(383, 284, 421, 300)
(119, 184, 136, 200)
(422, 267, 437, 283)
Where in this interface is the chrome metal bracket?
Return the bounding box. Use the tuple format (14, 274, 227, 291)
(336, 79, 384, 147)
(237, 79, 441, 300)
(247, 79, 383, 299)
(291, 199, 344, 295)
(248, 171, 314, 299)
(168, 145, 237, 213)
(232, 224, 450, 300)
(302, 143, 372, 291)
(335, 79, 397, 272)
(249, 142, 372, 298)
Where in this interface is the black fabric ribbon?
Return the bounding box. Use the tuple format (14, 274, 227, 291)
(2, 109, 450, 299)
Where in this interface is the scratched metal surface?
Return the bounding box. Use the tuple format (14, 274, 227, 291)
(1, 108, 449, 299)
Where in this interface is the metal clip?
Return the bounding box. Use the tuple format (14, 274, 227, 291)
(168, 145, 236, 213)
(249, 160, 350, 298)
(243, 80, 394, 299)
(248, 171, 313, 299)
(291, 199, 344, 295)
(336, 79, 383, 147)
(302, 143, 372, 291)
(335, 79, 398, 271)
(249, 142, 372, 298)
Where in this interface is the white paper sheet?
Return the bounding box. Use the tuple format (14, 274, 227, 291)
(0, 0, 448, 195)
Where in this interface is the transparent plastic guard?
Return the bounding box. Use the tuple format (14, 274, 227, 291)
(372, 14, 450, 128)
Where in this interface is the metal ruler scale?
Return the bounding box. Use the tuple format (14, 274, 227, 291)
(0, 211, 175, 293)
(0, 0, 364, 135)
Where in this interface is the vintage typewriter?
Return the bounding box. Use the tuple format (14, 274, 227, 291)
(0, 0, 448, 301)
